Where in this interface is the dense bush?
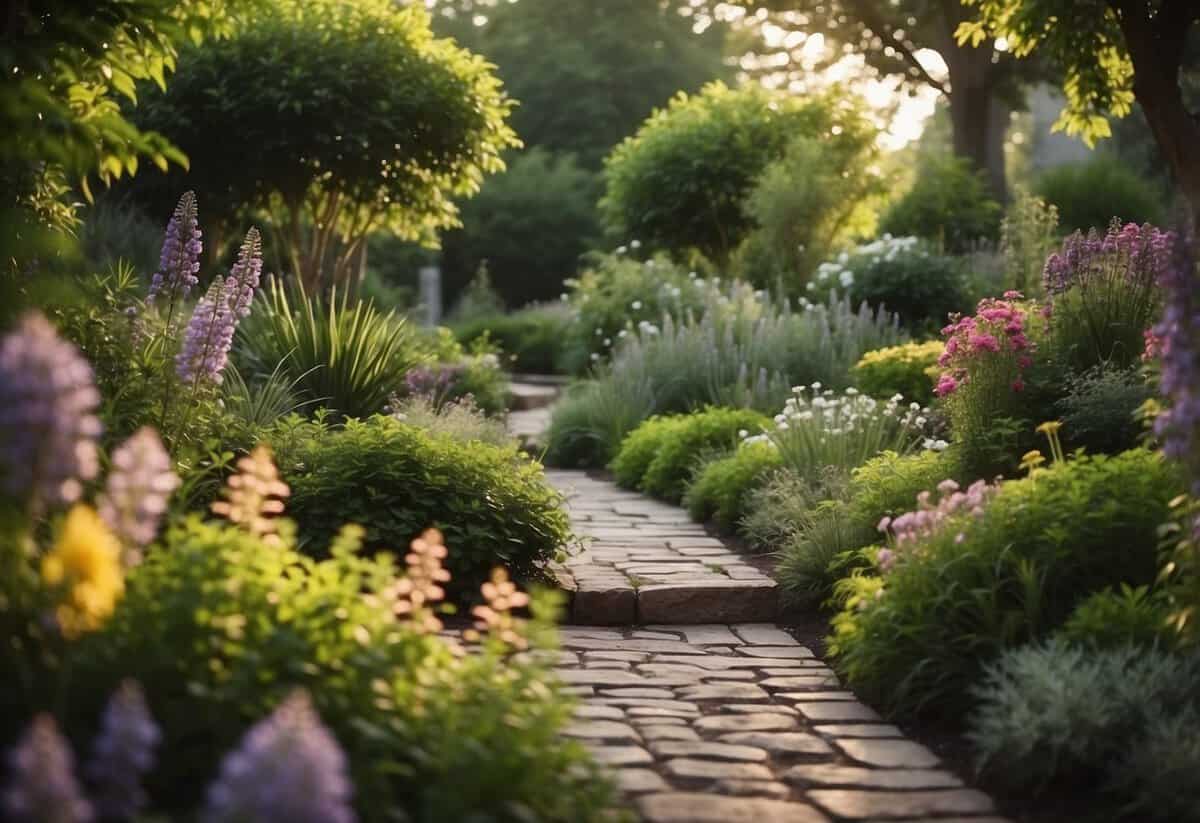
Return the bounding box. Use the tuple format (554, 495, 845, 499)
(684, 442, 782, 531)
(852, 341, 943, 405)
(1034, 157, 1165, 233)
(1055, 365, 1152, 455)
(269, 415, 572, 598)
(601, 81, 875, 262)
(1059, 585, 1178, 650)
(968, 642, 1200, 821)
(453, 304, 571, 374)
(612, 408, 771, 503)
(830, 449, 1181, 720)
(808, 236, 970, 332)
(70, 517, 615, 822)
(544, 288, 904, 467)
(559, 252, 709, 374)
(880, 155, 1002, 253)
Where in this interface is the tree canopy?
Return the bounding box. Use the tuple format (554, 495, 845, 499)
(131, 0, 519, 287)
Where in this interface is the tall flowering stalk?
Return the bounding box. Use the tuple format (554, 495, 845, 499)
(0, 312, 102, 513)
(203, 690, 355, 823)
(2, 715, 93, 823)
(175, 228, 262, 389)
(96, 427, 179, 566)
(1042, 220, 1172, 369)
(147, 191, 202, 331)
(1151, 228, 1200, 640)
(210, 445, 289, 546)
(86, 681, 161, 821)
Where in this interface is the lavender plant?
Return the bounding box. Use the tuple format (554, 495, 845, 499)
(203, 690, 354, 823)
(86, 680, 161, 821)
(2, 715, 93, 823)
(146, 191, 202, 330)
(0, 312, 102, 512)
(96, 427, 180, 565)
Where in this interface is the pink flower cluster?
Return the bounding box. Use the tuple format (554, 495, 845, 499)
(935, 292, 1034, 397)
(875, 478, 999, 572)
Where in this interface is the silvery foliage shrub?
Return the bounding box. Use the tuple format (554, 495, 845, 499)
(546, 284, 903, 466)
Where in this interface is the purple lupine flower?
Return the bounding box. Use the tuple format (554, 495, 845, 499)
(147, 191, 202, 308)
(203, 690, 355, 823)
(97, 428, 179, 565)
(1043, 220, 1172, 296)
(0, 312, 102, 509)
(86, 680, 161, 820)
(1153, 229, 1200, 508)
(176, 276, 234, 386)
(224, 228, 263, 319)
(2, 715, 94, 823)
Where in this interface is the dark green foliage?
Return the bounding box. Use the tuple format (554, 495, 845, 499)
(269, 415, 573, 598)
(613, 408, 772, 503)
(684, 443, 782, 531)
(453, 304, 571, 374)
(968, 641, 1200, 821)
(847, 249, 971, 333)
(69, 518, 615, 822)
(880, 155, 1002, 253)
(1034, 157, 1165, 233)
(439, 150, 603, 308)
(775, 500, 875, 609)
(1055, 366, 1152, 455)
(234, 279, 424, 420)
(602, 82, 872, 262)
(1060, 585, 1178, 650)
(830, 450, 1182, 720)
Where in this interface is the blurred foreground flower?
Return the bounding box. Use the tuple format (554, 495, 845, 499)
(212, 445, 289, 545)
(0, 312, 102, 510)
(2, 715, 93, 823)
(41, 505, 124, 638)
(203, 690, 354, 823)
(390, 528, 450, 634)
(97, 427, 179, 565)
(465, 567, 530, 649)
(87, 680, 161, 820)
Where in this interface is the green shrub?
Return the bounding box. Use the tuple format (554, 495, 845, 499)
(880, 155, 1002, 253)
(388, 395, 513, 447)
(1034, 157, 1165, 233)
(70, 518, 614, 822)
(453, 304, 571, 374)
(614, 408, 771, 502)
(270, 414, 572, 597)
(844, 448, 963, 528)
(968, 641, 1200, 821)
(684, 442, 782, 531)
(1000, 189, 1060, 298)
(235, 279, 424, 419)
(601, 81, 875, 263)
(1060, 585, 1178, 650)
(830, 449, 1182, 720)
(1055, 365, 1152, 455)
(544, 287, 904, 467)
(775, 500, 875, 609)
(852, 341, 943, 405)
(610, 415, 689, 489)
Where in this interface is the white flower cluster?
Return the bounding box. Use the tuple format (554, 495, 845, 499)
(807, 234, 922, 293)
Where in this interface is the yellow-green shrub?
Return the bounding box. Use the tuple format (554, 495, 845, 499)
(852, 340, 943, 405)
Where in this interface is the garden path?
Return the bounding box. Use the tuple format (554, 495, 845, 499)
(543, 470, 1010, 823)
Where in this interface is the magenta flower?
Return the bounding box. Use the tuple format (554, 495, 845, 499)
(0, 312, 102, 509)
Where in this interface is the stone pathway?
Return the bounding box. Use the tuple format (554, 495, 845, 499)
(546, 471, 777, 624)
(519, 402, 1006, 821)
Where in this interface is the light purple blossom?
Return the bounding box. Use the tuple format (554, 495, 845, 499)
(87, 680, 161, 820)
(224, 227, 263, 320)
(876, 477, 1000, 571)
(97, 428, 179, 564)
(147, 191, 202, 309)
(0, 312, 102, 508)
(1043, 220, 1172, 296)
(203, 690, 354, 823)
(3, 715, 93, 823)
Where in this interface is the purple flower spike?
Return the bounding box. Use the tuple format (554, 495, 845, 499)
(97, 428, 180, 565)
(87, 680, 161, 821)
(148, 191, 202, 308)
(176, 277, 234, 386)
(0, 312, 102, 509)
(3, 715, 93, 823)
(225, 227, 263, 320)
(204, 690, 355, 823)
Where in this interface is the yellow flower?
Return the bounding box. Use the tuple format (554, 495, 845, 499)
(1035, 420, 1062, 436)
(42, 505, 124, 638)
(1020, 450, 1046, 473)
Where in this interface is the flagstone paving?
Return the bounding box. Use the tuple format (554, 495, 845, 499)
(520, 414, 1006, 820)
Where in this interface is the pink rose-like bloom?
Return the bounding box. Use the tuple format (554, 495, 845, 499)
(967, 333, 1000, 353)
(1003, 290, 1024, 300)
(934, 374, 960, 397)
(1012, 378, 1025, 392)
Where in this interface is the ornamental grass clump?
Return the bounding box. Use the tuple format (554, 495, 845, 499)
(1042, 220, 1171, 371)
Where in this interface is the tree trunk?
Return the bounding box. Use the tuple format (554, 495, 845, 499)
(945, 49, 1009, 204)
(1114, 4, 1200, 231)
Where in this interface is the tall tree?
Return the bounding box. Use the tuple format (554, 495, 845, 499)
(724, 0, 1036, 201)
(962, 0, 1200, 229)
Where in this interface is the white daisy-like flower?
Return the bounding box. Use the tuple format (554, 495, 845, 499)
(631, 300, 643, 310)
